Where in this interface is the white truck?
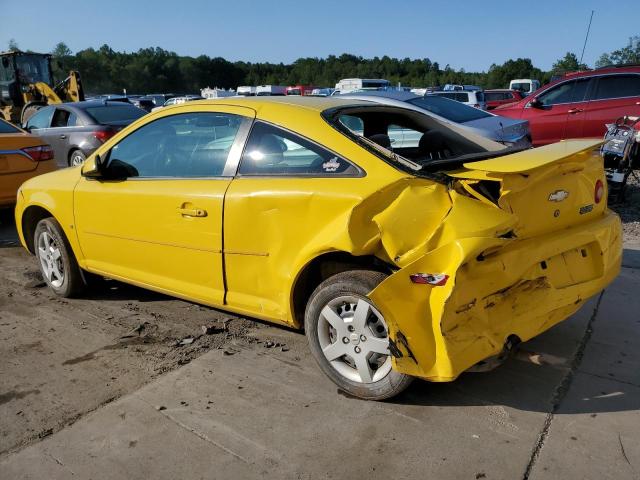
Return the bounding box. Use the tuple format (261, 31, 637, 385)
(237, 86, 256, 96)
(334, 78, 391, 94)
(508, 78, 540, 96)
(200, 87, 236, 99)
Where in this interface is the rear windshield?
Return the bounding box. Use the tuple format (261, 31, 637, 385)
(85, 105, 146, 125)
(408, 96, 491, 122)
(0, 120, 21, 134)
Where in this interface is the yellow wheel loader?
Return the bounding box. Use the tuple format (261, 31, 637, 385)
(0, 50, 84, 125)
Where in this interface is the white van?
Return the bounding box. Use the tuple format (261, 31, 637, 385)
(508, 79, 540, 96)
(429, 90, 487, 110)
(256, 85, 287, 96)
(334, 78, 391, 93)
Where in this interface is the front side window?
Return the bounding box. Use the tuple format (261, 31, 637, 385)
(592, 74, 640, 100)
(25, 106, 54, 130)
(239, 121, 359, 176)
(104, 112, 244, 178)
(537, 78, 589, 106)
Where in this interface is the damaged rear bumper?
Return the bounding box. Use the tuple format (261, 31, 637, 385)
(368, 211, 622, 382)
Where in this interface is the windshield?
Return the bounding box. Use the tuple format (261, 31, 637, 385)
(14, 54, 52, 85)
(511, 82, 530, 92)
(0, 119, 21, 134)
(85, 105, 146, 125)
(408, 96, 491, 123)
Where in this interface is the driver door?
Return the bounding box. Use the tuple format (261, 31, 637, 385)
(521, 78, 590, 146)
(74, 107, 254, 305)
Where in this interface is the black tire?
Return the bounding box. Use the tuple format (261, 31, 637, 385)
(34, 217, 86, 297)
(305, 270, 413, 400)
(68, 150, 86, 167)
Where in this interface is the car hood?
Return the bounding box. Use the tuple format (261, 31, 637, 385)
(462, 115, 530, 142)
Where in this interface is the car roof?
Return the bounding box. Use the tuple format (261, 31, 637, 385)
(55, 100, 139, 110)
(177, 96, 376, 113)
(485, 89, 517, 93)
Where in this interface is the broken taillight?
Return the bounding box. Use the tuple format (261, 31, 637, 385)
(21, 145, 54, 162)
(409, 273, 449, 286)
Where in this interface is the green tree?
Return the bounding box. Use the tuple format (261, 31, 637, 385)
(596, 36, 640, 67)
(8, 38, 19, 51)
(552, 52, 588, 74)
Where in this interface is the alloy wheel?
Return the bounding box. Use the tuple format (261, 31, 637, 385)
(37, 230, 64, 288)
(317, 295, 392, 383)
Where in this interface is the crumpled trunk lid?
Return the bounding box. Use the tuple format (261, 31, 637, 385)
(449, 139, 607, 239)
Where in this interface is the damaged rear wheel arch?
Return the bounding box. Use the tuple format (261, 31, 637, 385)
(291, 251, 394, 329)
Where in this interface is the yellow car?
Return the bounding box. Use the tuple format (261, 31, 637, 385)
(0, 118, 56, 207)
(15, 97, 621, 400)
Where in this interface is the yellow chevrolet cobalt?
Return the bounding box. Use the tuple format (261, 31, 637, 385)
(15, 97, 621, 400)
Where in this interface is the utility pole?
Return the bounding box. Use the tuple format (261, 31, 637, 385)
(580, 10, 595, 65)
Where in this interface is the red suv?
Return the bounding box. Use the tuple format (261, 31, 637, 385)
(484, 89, 526, 110)
(494, 66, 640, 146)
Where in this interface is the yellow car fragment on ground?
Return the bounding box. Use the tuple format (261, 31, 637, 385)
(14, 97, 621, 399)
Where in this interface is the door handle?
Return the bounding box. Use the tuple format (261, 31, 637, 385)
(178, 207, 207, 217)
(567, 108, 583, 114)
(59, 134, 67, 139)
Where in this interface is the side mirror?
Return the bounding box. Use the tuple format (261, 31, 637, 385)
(81, 154, 103, 177)
(529, 98, 543, 109)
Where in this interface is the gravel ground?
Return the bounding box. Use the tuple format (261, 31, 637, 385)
(611, 172, 640, 244)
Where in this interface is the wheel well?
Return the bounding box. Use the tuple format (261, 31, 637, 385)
(291, 251, 393, 328)
(21, 205, 53, 254)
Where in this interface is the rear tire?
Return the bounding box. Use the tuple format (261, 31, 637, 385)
(34, 217, 86, 297)
(304, 270, 413, 400)
(69, 150, 86, 167)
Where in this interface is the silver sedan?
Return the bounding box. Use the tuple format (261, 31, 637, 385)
(338, 90, 531, 148)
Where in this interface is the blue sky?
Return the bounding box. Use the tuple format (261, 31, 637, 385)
(1, 0, 636, 71)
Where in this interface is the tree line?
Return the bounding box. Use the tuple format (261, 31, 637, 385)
(8, 36, 640, 95)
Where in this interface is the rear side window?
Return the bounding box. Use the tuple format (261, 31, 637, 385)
(85, 105, 146, 125)
(239, 121, 359, 176)
(455, 93, 470, 102)
(105, 112, 244, 178)
(51, 109, 70, 128)
(592, 74, 640, 100)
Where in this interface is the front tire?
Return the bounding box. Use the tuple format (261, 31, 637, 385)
(34, 218, 86, 297)
(305, 270, 413, 400)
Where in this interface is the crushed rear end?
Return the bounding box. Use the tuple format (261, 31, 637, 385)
(369, 139, 622, 381)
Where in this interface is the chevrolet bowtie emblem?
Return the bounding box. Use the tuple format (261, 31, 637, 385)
(548, 190, 569, 202)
